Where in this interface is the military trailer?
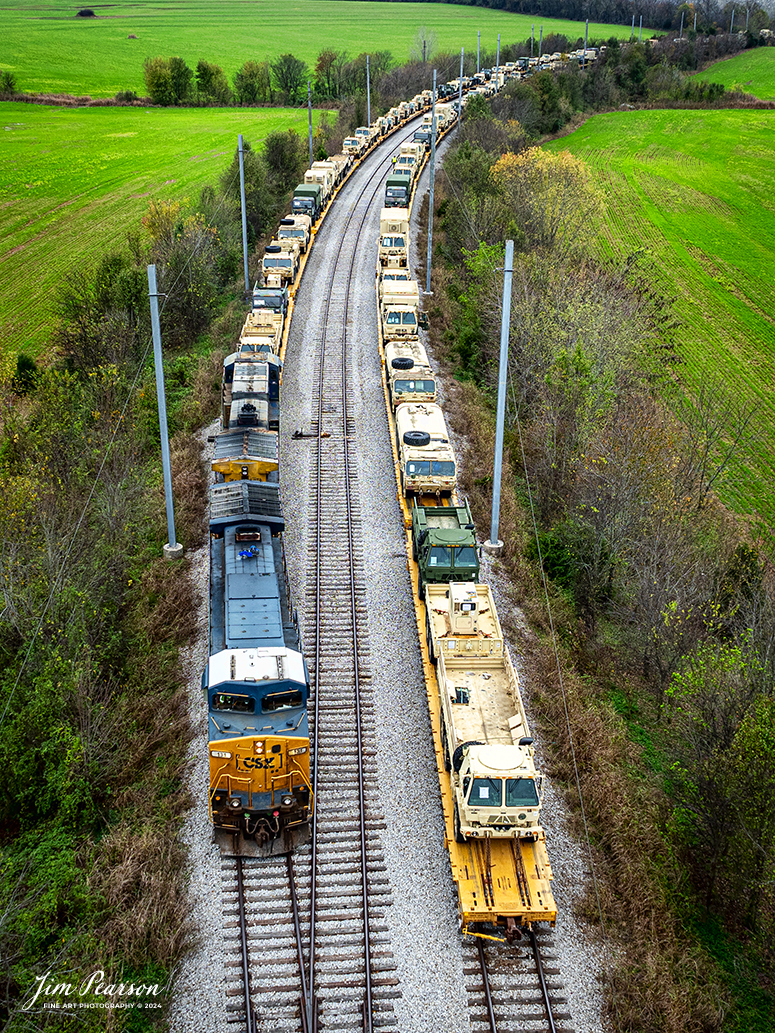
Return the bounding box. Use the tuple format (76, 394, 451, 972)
(278, 215, 311, 254)
(411, 501, 479, 594)
(238, 304, 283, 355)
(425, 583, 543, 844)
(385, 174, 410, 208)
(292, 182, 323, 221)
(304, 166, 333, 204)
(395, 402, 456, 496)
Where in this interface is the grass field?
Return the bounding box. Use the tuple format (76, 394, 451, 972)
(694, 47, 775, 99)
(545, 109, 775, 529)
(0, 103, 320, 363)
(0, 0, 646, 99)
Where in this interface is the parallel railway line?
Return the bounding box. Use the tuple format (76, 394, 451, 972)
(216, 103, 577, 1033)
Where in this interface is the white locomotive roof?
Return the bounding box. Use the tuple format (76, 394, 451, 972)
(207, 647, 306, 688)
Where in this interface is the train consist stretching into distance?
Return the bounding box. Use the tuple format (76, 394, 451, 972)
(203, 61, 557, 932)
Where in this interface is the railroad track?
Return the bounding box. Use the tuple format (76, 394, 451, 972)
(463, 928, 575, 1033)
(219, 109, 578, 1033)
(220, 122, 424, 1033)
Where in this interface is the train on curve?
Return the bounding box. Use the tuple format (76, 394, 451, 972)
(203, 66, 525, 862)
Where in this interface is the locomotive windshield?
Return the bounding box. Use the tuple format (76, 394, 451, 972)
(262, 689, 304, 713)
(213, 693, 255, 713)
(505, 778, 540, 807)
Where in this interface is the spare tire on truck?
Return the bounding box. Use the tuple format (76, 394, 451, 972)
(452, 741, 484, 773)
(391, 356, 414, 370)
(403, 430, 430, 447)
(265, 244, 281, 253)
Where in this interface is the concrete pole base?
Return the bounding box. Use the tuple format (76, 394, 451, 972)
(163, 542, 185, 561)
(482, 539, 504, 557)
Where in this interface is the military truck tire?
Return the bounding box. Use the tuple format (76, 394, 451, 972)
(452, 741, 484, 773)
(391, 356, 414, 370)
(417, 570, 424, 599)
(453, 804, 464, 844)
(425, 611, 435, 662)
(403, 430, 431, 447)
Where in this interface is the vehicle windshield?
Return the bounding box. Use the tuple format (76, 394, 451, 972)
(454, 546, 478, 567)
(401, 313, 417, 326)
(406, 461, 430, 476)
(382, 236, 406, 248)
(428, 547, 450, 566)
(431, 461, 455, 477)
(264, 259, 291, 268)
(505, 778, 540, 807)
(386, 312, 402, 325)
(468, 778, 503, 807)
(394, 379, 435, 395)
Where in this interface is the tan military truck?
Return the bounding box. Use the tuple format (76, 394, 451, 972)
(380, 280, 425, 340)
(395, 402, 456, 496)
(384, 338, 436, 409)
(278, 215, 311, 254)
(261, 243, 299, 289)
(425, 582, 544, 843)
(378, 207, 409, 268)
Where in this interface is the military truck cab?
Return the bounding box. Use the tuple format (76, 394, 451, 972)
(411, 501, 479, 594)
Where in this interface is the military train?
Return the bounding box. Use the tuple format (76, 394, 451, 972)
(203, 64, 531, 859)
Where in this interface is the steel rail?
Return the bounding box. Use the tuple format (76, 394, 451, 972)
(529, 930, 559, 1033)
(476, 936, 498, 1033)
(235, 857, 255, 1033)
(287, 852, 310, 1033)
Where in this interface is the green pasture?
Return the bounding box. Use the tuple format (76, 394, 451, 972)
(0, 103, 319, 363)
(1, 0, 646, 99)
(545, 109, 775, 528)
(694, 47, 775, 99)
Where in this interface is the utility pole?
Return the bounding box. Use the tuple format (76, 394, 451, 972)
(147, 264, 183, 561)
(496, 33, 500, 87)
(680, 10, 684, 37)
(307, 83, 313, 167)
(631, 14, 635, 40)
(483, 240, 514, 558)
(531, 24, 534, 59)
(583, 20, 589, 70)
(639, 15, 642, 40)
(694, 11, 698, 30)
(366, 54, 371, 126)
(477, 30, 480, 73)
(730, 9, 735, 32)
(457, 48, 464, 127)
(538, 26, 543, 63)
(238, 134, 249, 297)
(425, 69, 437, 296)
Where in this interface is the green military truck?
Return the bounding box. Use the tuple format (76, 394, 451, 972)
(412, 501, 479, 596)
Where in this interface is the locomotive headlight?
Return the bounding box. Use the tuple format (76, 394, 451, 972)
(211, 750, 232, 759)
(288, 746, 308, 756)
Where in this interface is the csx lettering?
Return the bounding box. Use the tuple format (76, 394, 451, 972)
(235, 755, 277, 770)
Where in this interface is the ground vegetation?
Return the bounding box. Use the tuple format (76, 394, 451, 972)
(420, 92, 775, 1031)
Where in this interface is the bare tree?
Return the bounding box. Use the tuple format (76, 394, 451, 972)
(410, 26, 437, 64)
